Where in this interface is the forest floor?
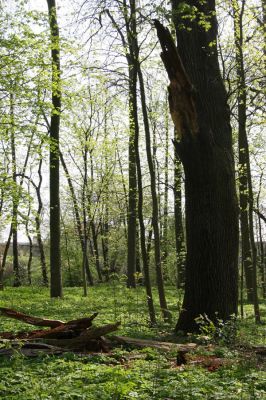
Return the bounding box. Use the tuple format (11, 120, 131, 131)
(0, 284, 265, 399)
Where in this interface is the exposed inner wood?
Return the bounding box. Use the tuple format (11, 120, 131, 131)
(154, 20, 198, 137)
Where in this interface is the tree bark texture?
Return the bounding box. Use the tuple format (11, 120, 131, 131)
(47, 0, 62, 298)
(155, 0, 239, 332)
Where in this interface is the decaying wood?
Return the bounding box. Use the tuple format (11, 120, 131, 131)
(41, 322, 121, 350)
(109, 335, 197, 352)
(29, 312, 99, 339)
(154, 20, 198, 137)
(0, 341, 64, 357)
(0, 307, 120, 356)
(0, 307, 64, 328)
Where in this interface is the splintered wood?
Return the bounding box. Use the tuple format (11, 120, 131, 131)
(0, 307, 120, 356)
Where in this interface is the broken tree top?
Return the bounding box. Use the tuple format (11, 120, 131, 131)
(0, 307, 120, 356)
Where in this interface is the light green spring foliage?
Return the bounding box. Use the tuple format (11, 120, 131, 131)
(0, 286, 265, 400)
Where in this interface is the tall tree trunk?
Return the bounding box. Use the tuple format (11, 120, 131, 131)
(35, 156, 48, 286)
(174, 135, 185, 289)
(105, 2, 137, 288)
(126, 57, 137, 288)
(101, 218, 110, 280)
(134, 80, 157, 325)
(257, 175, 266, 298)
(25, 186, 33, 286)
(10, 93, 20, 287)
(82, 144, 89, 296)
(231, 0, 253, 302)
(137, 65, 171, 322)
(155, 0, 239, 332)
(231, 0, 260, 322)
(47, 0, 62, 297)
(59, 151, 87, 283)
(90, 220, 102, 282)
(61, 215, 73, 286)
(161, 100, 169, 279)
(1, 229, 12, 288)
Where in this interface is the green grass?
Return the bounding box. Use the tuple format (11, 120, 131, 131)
(0, 285, 265, 399)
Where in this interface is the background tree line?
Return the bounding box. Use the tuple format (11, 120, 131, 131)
(0, 0, 265, 331)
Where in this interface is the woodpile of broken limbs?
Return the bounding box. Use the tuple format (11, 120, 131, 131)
(0, 307, 120, 357)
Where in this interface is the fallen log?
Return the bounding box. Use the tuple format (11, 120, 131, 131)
(0, 307, 64, 328)
(40, 322, 121, 350)
(0, 307, 120, 356)
(109, 335, 197, 352)
(29, 312, 99, 339)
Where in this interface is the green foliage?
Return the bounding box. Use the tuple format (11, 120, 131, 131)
(195, 314, 239, 345)
(0, 287, 265, 399)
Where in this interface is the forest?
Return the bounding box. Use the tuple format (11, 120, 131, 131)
(0, 0, 265, 399)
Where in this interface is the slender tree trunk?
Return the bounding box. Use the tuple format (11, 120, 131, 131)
(61, 215, 73, 286)
(10, 93, 20, 287)
(60, 151, 87, 282)
(134, 79, 156, 325)
(82, 147, 89, 296)
(105, 2, 137, 288)
(35, 156, 48, 286)
(1, 229, 12, 285)
(47, 0, 62, 297)
(231, 0, 260, 321)
(126, 60, 137, 288)
(174, 135, 185, 289)
(161, 101, 169, 279)
(257, 177, 266, 298)
(231, 0, 253, 302)
(90, 220, 102, 282)
(156, 0, 239, 332)
(25, 188, 32, 286)
(0, 255, 3, 291)
(101, 219, 109, 280)
(137, 65, 171, 322)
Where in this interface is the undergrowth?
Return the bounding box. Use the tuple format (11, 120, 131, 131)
(0, 285, 265, 399)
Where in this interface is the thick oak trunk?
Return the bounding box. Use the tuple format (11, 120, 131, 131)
(155, 0, 239, 332)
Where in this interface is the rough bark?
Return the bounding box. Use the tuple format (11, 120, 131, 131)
(155, 0, 239, 332)
(47, 0, 62, 298)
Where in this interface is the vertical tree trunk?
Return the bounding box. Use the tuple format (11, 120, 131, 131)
(231, 0, 253, 302)
(231, 0, 260, 322)
(155, 0, 239, 332)
(161, 100, 169, 279)
(82, 145, 89, 296)
(105, 2, 137, 288)
(61, 215, 73, 286)
(101, 218, 110, 280)
(134, 81, 157, 325)
(35, 156, 49, 286)
(1, 229, 12, 288)
(257, 177, 266, 298)
(47, 0, 62, 298)
(59, 151, 86, 282)
(10, 93, 21, 287)
(126, 60, 137, 288)
(174, 138, 185, 288)
(137, 65, 171, 322)
(25, 187, 32, 286)
(90, 220, 103, 282)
